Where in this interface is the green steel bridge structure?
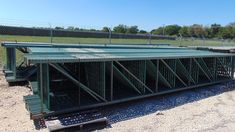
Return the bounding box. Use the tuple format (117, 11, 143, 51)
(1, 42, 235, 119)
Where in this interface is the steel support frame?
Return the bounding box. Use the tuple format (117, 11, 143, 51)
(35, 57, 234, 111)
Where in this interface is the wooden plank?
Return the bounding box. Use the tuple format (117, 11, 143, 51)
(46, 117, 108, 132)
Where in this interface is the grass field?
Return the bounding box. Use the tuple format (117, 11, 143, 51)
(1, 35, 235, 66)
(1, 35, 235, 46)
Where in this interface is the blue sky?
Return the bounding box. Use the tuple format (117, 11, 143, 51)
(0, 0, 235, 31)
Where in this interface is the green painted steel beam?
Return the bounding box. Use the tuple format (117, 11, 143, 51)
(6, 48, 16, 78)
(110, 61, 114, 101)
(39, 63, 50, 112)
(155, 60, 159, 92)
(231, 57, 234, 78)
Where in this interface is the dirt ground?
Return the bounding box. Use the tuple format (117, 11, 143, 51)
(103, 86, 235, 132)
(0, 71, 47, 132)
(0, 70, 235, 132)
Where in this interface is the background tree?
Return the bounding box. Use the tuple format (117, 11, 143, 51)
(113, 24, 127, 33)
(139, 30, 147, 34)
(52, 22, 235, 39)
(102, 27, 110, 32)
(67, 26, 75, 31)
(151, 27, 164, 35)
(164, 25, 181, 36)
(89, 29, 97, 31)
(55, 26, 64, 30)
(218, 26, 234, 39)
(74, 27, 80, 31)
(210, 23, 221, 38)
(188, 24, 206, 37)
(126, 26, 139, 34)
(179, 26, 190, 37)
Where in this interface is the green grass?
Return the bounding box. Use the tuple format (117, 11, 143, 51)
(1, 35, 235, 67)
(1, 35, 235, 46)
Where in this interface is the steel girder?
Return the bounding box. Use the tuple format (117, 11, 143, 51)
(34, 56, 234, 113)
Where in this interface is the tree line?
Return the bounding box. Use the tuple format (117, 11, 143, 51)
(54, 23, 235, 39)
(55, 25, 147, 34)
(151, 23, 235, 39)
(0, 25, 175, 40)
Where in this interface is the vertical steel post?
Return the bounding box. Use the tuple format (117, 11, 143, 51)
(6, 48, 16, 78)
(39, 63, 50, 111)
(78, 62, 81, 106)
(174, 59, 176, 87)
(103, 62, 106, 99)
(213, 57, 217, 80)
(110, 61, 113, 101)
(231, 56, 234, 78)
(188, 58, 192, 85)
(143, 60, 147, 94)
(6, 48, 10, 70)
(39, 63, 43, 113)
(155, 60, 159, 92)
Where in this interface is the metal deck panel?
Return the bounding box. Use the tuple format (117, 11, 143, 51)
(25, 47, 234, 63)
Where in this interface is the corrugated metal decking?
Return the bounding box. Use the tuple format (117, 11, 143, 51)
(25, 46, 231, 63)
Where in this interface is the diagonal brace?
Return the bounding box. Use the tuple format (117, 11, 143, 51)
(198, 58, 214, 79)
(49, 63, 107, 102)
(217, 58, 232, 78)
(113, 65, 142, 94)
(146, 60, 172, 88)
(193, 58, 212, 81)
(176, 59, 196, 84)
(161, 59, 187, 86)
(115, 61, 154, 93)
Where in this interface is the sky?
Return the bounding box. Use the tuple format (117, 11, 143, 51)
(0, 0, 235, 31)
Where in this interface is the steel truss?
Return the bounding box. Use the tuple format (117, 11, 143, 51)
(37, 57, 234, 115)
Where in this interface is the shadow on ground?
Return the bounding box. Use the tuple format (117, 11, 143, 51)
(102, 81, 235, 124)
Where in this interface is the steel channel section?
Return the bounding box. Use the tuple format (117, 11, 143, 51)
(6, 47, 16, 78)
(38, 63, 50, 112)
